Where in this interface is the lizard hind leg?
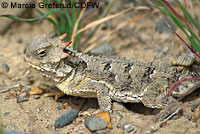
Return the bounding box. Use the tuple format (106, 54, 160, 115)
(141, 81, 177, 109)
(141, 93, 176, 109)
(171, 78, 200, 98)
(97, 89, 112, 112)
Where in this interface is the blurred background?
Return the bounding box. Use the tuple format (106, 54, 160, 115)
(0, 0, 199, 133)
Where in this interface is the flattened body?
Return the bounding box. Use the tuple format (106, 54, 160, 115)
(25, 34, 200, 111)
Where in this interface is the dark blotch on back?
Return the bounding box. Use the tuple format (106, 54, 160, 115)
(104, 63, 111, 71)
(64, 55, 87, 73)
(63, 48, 73, 55)
(125, 63, 133, 74)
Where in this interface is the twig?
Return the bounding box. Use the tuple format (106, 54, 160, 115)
(71, 0, 89, 48)
(0, 83, 31, 93)
(151, 106, 181, 132)
(74, 6, 149, 37)
(83, 9, 156, 53)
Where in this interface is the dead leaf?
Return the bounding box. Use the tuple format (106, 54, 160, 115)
(95, 112, 112, 129)
(30, 86, 43, 95)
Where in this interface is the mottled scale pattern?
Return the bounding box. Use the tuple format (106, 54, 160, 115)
(25, 34, 200, 112)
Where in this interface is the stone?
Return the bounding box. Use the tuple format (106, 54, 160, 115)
(85, 116, 108, 132)
(5, 130, 21, 134)
(54, 109, 79, 128)
(124, 124, 134, 133)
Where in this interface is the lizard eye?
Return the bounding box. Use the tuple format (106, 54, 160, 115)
(38, 49, 46, 57)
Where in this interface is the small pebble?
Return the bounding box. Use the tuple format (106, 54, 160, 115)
(16, 96, 28, 103)
(36, 108, 43, 112)
(143, 48, 149, 51)
(34, 95, 41, 99)
(3, 112, 10, 116)
(117, 123, 123, 128)
(5, 130, 21, 134)
(25, 88, 31, 94)
(2, 63, 10, 72)
(54, 109, 79, 128)
(21, 92, 29, 98)
(56, 106, 62, 110)
(119, 114, 123, 118)
(162, 46, 169, 53)
(124, 124, 134, 133)
(85, 116, 108, 132)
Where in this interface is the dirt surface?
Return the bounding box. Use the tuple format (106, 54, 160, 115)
(0, 0, 200, 134)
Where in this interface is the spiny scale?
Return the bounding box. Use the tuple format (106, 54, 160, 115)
(25, 33, 200, 112)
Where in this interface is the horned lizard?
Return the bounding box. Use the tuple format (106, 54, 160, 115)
(25, 34, 199, 112)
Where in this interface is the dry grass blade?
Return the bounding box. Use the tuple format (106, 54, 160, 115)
(73, 6, 150, 38)
(111, 9, 158, 34)
(83, 9, 156, 53)
(108, 11, 151, 35)
(71, 0, 89, 48)
(162, 0, 192, 30)
(83, 13, 148, 53)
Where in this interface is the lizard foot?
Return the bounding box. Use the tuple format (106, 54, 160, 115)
(38, 84, 65, 101)
(43, 92, 65, 101)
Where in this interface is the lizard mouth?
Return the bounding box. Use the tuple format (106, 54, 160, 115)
(26, 62, 63, 82)
(26, 62, 53, 72)
(27, 62, 44, 71)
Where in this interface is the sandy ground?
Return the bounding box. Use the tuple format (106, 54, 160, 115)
(0, 0, 200, 133)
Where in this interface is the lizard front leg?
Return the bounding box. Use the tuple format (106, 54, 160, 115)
(57, 76, 112, 112)
(97, 89, 112, 112)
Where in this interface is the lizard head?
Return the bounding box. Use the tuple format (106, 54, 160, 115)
(25, 34, 75, 82)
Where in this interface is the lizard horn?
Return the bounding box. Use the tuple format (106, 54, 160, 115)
(59, 33, 68, 40)
(63, 53, 70, 58)
(62, 41, 72, 48)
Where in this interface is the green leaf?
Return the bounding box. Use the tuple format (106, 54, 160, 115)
(1, 9, 63, 22)
(35, 8, 59, 31)
(0, 14, 43, 22)
(176, 0, 200, 31)
(155, 0, 200, 53)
